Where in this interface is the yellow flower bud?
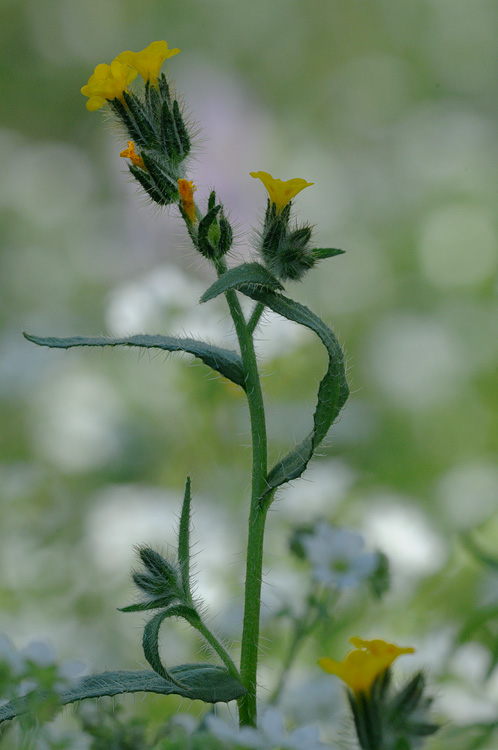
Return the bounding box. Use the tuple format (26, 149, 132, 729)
(250, 171, 313, 213)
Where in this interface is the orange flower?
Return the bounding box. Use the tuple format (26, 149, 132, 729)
(178, 179, 197, 223)
(120, 141, 146, 170)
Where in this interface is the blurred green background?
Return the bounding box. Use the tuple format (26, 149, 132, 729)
(1, 0, 498, 744)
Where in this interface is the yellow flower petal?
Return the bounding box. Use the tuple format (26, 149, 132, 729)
(250, 170, 313, 213)
(117, 41, 180, 85)
(81, 60, 137, 111)
(178, 179, 197, 223)
(319, 637, 415, 695)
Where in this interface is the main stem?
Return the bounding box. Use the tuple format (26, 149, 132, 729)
(215, 260, 269, 727)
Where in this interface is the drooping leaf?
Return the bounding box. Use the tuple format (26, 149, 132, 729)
(142, 605, 200, 684)
(238, 288, 349, 502)
(23, 333, 245, 389)
(178, 477, 193, 601)
(0, 666, 246, 723)
(200, 263, 283, 303)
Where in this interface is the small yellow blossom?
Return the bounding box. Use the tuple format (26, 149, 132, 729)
(81, 60, 137, 111)
(120, 141, 146, 170)
(250, 171, 314, 213)
(318, 637, 415, 695)
(117, 41, 180, 85)
(178, 179, 197, 223)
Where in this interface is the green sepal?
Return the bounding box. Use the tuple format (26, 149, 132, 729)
(132, 571, 175, 598)
(289, 226, 313, 247)
(312, 247, 345, 260)
(130, 164, 173, 206)
(0, 666, 247, 723)
(118, 597, 177, 613)
(157, 74, 172, 104)
(122, 91, 157, 146)
(200, 263, 284, 303)
(235, 287, 349, 501)
(143, 605, 201, 685)
(173, 99, 191, 157)
(218, 213, 234, 256)
(110, 98, 148, 147)
(178, 477, 193, 601)
(207, 190, 217, 213)
(160, 100, 180, 162)
(197, 205, 221, 258)
(139, 547, 179, 586)
(23, 332, 246, 389)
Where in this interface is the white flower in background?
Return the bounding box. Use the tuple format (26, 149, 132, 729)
(206, 707, 327, 749)
(302, 522, 377, 589)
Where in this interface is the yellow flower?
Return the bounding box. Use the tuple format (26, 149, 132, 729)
(120, 141, 146, 170)
(81, 60, 137, 111)
(318, 637, 415, 695)
(250, 171, 314, 213)
(116, 41, 180, 85)
(178, 179, 197, 223)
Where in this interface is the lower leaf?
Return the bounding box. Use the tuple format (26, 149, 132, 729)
(0, 665, 246, 723)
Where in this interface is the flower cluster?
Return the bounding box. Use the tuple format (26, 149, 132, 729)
(251, 171, 343, 282)
(81, 41, 180, 110)
(319, 637, 437, 750)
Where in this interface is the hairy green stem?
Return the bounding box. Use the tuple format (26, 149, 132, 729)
(247, 301, 265, 336)
(194, 619, 240, 681)
(215, 258, 270, 727)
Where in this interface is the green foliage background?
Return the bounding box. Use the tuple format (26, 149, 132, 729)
(1, 0, 498, 745)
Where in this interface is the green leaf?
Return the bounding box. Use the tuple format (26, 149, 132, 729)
(143, 605, 200, 684)
(461, 532, 498, 572)
(178, 477, 193, 601)
(312, 247, 345, 260)
(200, 263, 284, 303)
(0, 666, 247, 723)
(23, 332, 246, 389)
(118, 597, 176, 613)
(238, 288, 349, 501)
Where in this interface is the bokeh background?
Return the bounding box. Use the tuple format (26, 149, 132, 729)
(1, 0, 498, 746)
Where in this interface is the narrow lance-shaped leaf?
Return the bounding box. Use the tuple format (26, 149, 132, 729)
(200, 262, 284, 303)
(23, 333, 246, 390)
(178, 477, 192, 601)
(312, 247, 345, 260)
(0, 666, 247, 723)
(237, 287, 349, 502)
